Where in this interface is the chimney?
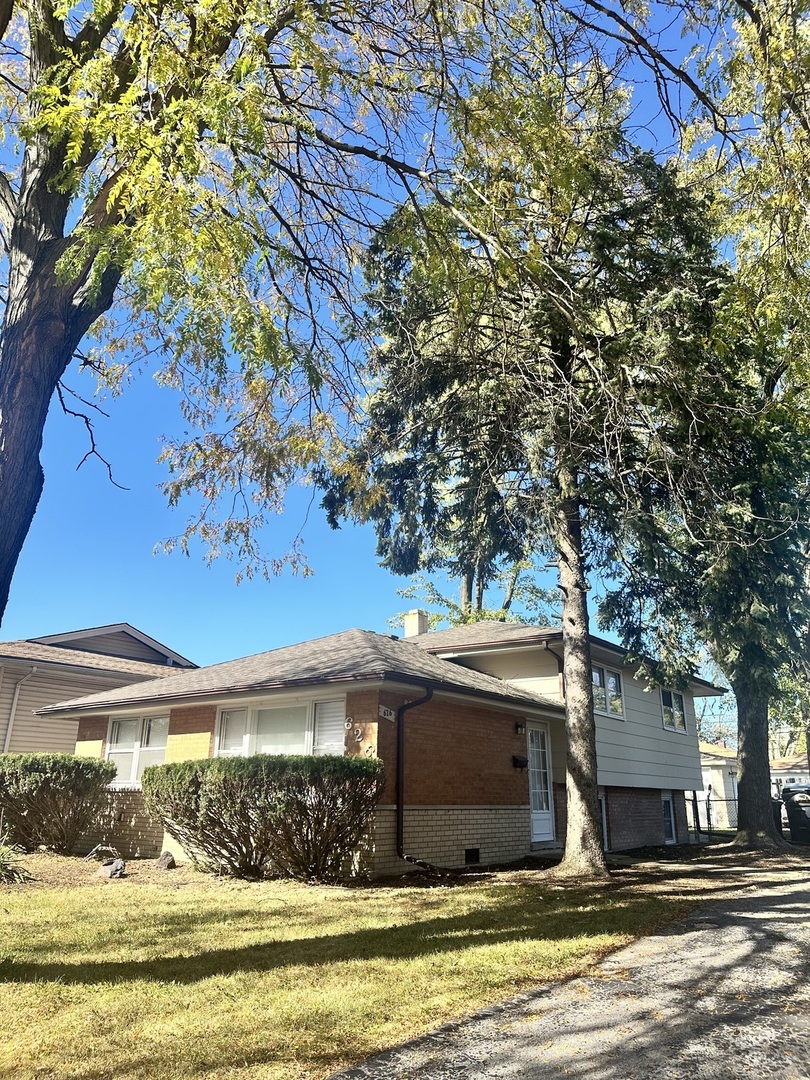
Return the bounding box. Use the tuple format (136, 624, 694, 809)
(403, 609, 429, 637)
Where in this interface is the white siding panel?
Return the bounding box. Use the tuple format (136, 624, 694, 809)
(0, 669, 14, 751)
(2, 667, 142, 754)
(449, 644, 701, 789)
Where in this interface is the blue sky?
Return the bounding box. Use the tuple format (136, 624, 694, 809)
(0, 369, 433, 667)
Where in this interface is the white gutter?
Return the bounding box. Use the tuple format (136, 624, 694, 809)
(3, 666, 36, 753)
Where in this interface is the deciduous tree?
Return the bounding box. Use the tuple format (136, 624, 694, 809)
(0, 0, 497, 622)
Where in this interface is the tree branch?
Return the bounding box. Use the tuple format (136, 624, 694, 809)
(567, 0, 733, 139)
(55, 382, 128, 489)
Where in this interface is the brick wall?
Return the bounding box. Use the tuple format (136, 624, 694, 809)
(345, 688, 393, 759)
(673, 792, 688, 842)
(75, 788, 164, 859)
(545, 784, 688, 853)
(165, 704, 216, 762)
(551, 782, 567, 844)
(365, 692, 531, 808)
(371, 805, 532, 876)
(75, 715, 108, 757)
(603, 787, 670, 850)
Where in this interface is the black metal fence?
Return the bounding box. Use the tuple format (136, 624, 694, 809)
(686, 793, 738, 840)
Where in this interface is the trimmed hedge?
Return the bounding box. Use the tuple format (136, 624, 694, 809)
(0, 753, 117, 854)
(142, 754, 386, 881)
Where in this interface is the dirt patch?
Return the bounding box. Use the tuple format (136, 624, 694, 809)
(6, 843, 810, 897)
(5, 851, 203, 890)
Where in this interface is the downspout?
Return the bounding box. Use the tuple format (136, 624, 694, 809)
(543, 640, 565, 701)
(396, 686, 436, 869)
(3, 666, 36, 753)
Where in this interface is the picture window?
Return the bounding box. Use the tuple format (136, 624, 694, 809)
(217, 700, 345, 758)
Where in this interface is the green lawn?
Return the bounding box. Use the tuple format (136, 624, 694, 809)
(0, 854, 696, 1080)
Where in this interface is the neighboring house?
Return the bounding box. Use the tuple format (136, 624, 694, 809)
(38, 615, 722, 872)
(771, 753, 810, 794)
(693, 741, 738, 829)
(691, 743, 810, 833)
(0, 624, 196, 755)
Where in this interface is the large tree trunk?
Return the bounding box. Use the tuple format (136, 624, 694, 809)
(551, 463, 608, 878)
(0, 5, 126, 625)
(460, 569, 473, 615)
(0, 328, 59, 618)
(0, 243, 121, 623)
(732, 676, 784, 848)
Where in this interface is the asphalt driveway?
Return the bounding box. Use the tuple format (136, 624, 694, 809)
(330, 859, 810, 1080)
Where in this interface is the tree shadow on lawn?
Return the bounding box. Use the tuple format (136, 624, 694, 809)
(0, 885, 692, 987)
(6, 886, 810, 1080)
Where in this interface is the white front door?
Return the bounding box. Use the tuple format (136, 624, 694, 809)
(528, 723, 554, 841)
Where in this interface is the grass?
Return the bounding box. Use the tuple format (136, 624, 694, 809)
(0, 853, 713, 1080)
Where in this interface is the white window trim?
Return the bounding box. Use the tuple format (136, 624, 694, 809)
(660, 688, 688, 734)
(592, 665, 625, 719)
(105, 713, 169, 788)
(215, 697, 346, 759)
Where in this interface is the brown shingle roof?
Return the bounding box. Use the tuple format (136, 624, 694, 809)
(38, 629, 562, 717)
(0, 640, 189, 679)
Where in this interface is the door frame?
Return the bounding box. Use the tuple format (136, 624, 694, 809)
(527, 721, 555, 842)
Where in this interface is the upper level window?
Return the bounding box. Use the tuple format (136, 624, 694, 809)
(592, 666, 624, 717)
(107, 716, 169, 785)
(661, 690, 687, 733)
(217, 700, 346, 758)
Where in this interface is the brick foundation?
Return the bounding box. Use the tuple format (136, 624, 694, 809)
(543, 784, 689, 853)
(602, 787, 682, 850)
(370, 805, 532, 876)
(75, 788, 164, 859)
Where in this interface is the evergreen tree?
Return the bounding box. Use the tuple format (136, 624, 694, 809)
(322, 59, 728, 875)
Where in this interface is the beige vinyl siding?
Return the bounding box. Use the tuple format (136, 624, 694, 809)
(0, 665, 152, 754)
(56, 631, 174, 665)
(458, 650, 562, 702)
(593, 675, 702, 789)
(456, 644, 700, 790)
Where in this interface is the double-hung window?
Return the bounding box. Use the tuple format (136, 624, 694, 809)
(217, 700, 345, 758)
(592, 666, 624, 717)
(661, 690, 687, 733)
(107, 716, 169, 785)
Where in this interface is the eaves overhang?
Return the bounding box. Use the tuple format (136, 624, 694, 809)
(426, 630, 726, 697)
(38, 669, 561, 721)
(0, 653, 176, 682)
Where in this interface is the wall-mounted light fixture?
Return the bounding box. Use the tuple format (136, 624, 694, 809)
(515, 721, 526, 736)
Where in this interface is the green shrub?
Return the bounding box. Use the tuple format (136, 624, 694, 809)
(0, 753, 117, 854)
(142, 754, 386, 882)
(0, 820, 30, 884)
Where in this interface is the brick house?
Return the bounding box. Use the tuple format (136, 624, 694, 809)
(38, 616, 721, 871)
